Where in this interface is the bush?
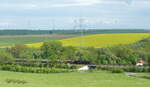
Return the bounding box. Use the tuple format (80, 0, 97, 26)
(122, 66, 149, 72)
(54, 64, 83, 69)
(96, 66, 113, 71)
(96, 65, 150, 73)
(0, 64, 70, 73)
(111, 68, 124, 73)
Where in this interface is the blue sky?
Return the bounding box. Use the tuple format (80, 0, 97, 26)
(0, 0, 150, 30)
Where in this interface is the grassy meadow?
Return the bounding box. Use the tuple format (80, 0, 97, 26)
(0, 71, 150, 87)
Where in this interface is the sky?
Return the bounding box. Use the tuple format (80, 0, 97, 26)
(0, 0, 150, 30)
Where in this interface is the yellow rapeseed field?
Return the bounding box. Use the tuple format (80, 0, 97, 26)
(1, 33, 150, 48)
(59, 33, 150, 48)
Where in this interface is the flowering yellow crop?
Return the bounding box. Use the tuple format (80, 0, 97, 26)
(59, 33, 150, 48)
(1, 33, 150, 48)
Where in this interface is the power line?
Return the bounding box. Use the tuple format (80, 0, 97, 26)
(51, 19, 56, 30)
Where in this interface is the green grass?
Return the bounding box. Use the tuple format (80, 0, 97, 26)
(0, 71, 149, 87)
(0, 35, 76, 46)
(0, 37, 56, 46)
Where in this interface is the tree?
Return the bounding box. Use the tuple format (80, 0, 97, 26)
(7, 44, 29, 59)
(74, 47, 97, 64)
(19, 48, 35, 59)
(33, 48, 42, 59)
(0, 50, 14, 63)
(111, 45, 138, 64)
(41, 41, 63, 64)
(61, 46, 77, 61)
(96, 48, 118, 64)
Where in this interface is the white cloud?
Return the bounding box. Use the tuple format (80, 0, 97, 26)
(0, 3, 38, 9)
(0, 0, 150, 9)
(0, 0, 130, 9)
(74, 0, 101, 5)
(0, 22, 15, 26)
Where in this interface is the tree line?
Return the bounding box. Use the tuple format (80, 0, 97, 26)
(0, 37, 150, 66)
(0, 29, 150, 35)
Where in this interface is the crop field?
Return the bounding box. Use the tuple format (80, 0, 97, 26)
(0, 34, 76, 47)
(1, 33, 150, 48)
(27, 33, 150, 48)
(60, 33, 150, 48)
(0, 71, 149, 87)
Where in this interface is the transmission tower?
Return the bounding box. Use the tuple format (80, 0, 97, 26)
(27, 20, 31, 30)
(78, 17, 86, 48)
(51, 19, 56, 30)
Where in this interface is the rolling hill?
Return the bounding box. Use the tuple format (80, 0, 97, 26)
(0, 34, 76, 48)
(26, 33, 150, 48)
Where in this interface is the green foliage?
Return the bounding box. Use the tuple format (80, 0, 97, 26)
(61, 46, 77, 61)
(111, 67, 124, 73)
(41, 41, 62, 58)
(111, 45, 138, 65)
(122, 66, 149, 72)
(1, 37, 150, 70)
(8, 44, 29, 58)
(97, 66, 150, 73)
(96, 48, 119, 64)
(54, 64, 83, 69)
(0, 64, 69, 73)
(0, 50, 14, 63)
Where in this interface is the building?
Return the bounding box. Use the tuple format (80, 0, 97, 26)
(136, 60, 144, 66)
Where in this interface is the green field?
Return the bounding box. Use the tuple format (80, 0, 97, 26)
(0, 37, 54, 46)
(0, 35, 76, 46)
(0, 71, 149, 87)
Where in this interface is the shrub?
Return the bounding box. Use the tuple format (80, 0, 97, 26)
(0, 64, 70, 73)
(96, 66, 113, 71)
(122, 66, 149, 72)
(111, 68, 124, 73)
(96, 65, 150, 73)
(54, 64, 83, 69)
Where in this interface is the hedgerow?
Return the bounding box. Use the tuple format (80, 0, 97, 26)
(96, 65, 150, 73)
(0, 64, 70, 73)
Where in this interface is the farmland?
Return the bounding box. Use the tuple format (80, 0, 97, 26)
(0, 34, 76, 46)
(0, 0, 150, 86)
(0, 71, 150, 87)
(27, 33, 150, 48)
(0, 32, 150, 87)
(0, 33, 150, 48)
